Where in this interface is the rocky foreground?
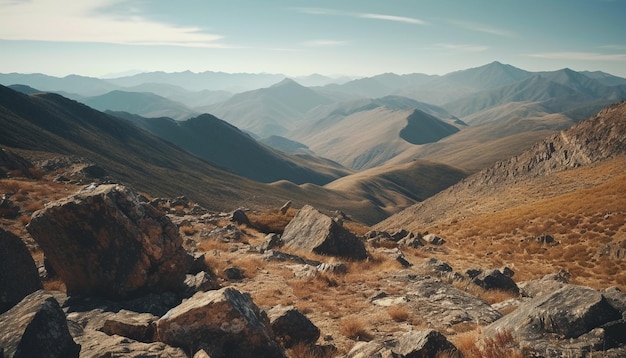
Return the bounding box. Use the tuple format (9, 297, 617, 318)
(1, 183, 626, 357)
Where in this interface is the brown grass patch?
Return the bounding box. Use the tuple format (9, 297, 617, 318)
(247, 208, 297, 234)
(180, 224, 199, 236)
(451, 329, 523, 358)
(43, 279, 66, 292)
(339, 316, 373, 341)
(386, 305, 410, 322)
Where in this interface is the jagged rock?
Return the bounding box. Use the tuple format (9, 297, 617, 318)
(223, 266, 245, 280)
(398, 234, 424, 248)
(26, 184, 191, 299)
(70, 327, 186, 358)
(279, 200, 292, 215)
(393, 329, 460, 358)
(518, 270, 570, 298)
(472, 269, 519, 294)
(189, 252, 209, 275)
(260, 233, 283, 253)
(0, 290, 80, 358)
(535, 233, 556, 245)
(156, 287, 285, 357)
(390, 229, 410, 242)
(424, 234, 446, 245)
(100, 310, 158, 343)
(268, 305, 320, 348)
(485, 284, 622, 350)
(317, 262, 348, 275)
(0, 228, 42, 313)
(0, 195, 19, 219)
(193, 349, 212, 358)
(465, 268, 482, 279)
(184, 271, 221, 295)
(421, 258, 453, 274)
(281, 205, 368, 260)
(262, 250, 322, 266)
(345, 341, 394, 358)
(501, 266, 515, 278)
(377, 248, 412, 268)
(231, 208, 250, 225)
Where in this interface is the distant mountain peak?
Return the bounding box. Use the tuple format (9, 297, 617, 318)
(270, 78, 302, 88)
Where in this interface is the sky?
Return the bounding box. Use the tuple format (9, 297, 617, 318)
(1, 0, 625, 78)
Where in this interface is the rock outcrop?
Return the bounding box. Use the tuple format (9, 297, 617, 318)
(0, 228, 42, 313)
(156, 287, 285, 358)
(26, 184, 191, 299)
(0, 290, 80, 358)
(472, 269, 520, 295)
(345, 329, 459, 358)
(281, 205, 368, 260)
(485, 284, 624, 355)
(268, 305, 320, 348)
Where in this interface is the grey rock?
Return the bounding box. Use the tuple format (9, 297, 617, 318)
(184, 271, 221, 295)
(262, 250, 322, 266)
(279, 200, 292, 215)
(424, 234, 446, 245)
(485, 284, 622, 343)
(519, 270, 570, 298)
(268, 305, 320, 348)
(282, 205, 368, 260)
(260, 233, 283, 253)
(26, 184, 191, 299)
(223, 266, 245, 280)
(0, 228, 42, 313)
(472, 269, 519, 294)
(231, 208, 250, 225)
(393, 329, 460, 358)
(317, 262, 348, 275)
(345, 341, 394, 358)
(100, 309, 158, 343)
(71, 327, 186, 358)
(156, 287, 285, 357)
(0, 290, 80, 358)
(421, 258, 452, 274)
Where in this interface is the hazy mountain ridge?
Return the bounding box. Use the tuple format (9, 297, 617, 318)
(82, 90, 198, 121)
(109, 111, 351, 185)
(377, 100, 626, 230)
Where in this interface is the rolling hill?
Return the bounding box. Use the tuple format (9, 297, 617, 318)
(110, 111, 351, 185)
(82, 90, 198, 121)
(205, 78, 334, 137)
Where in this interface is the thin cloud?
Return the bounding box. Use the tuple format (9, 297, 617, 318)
(0, 0, 226, 47)
(529, 52, 626, 61)
(359, 13, 426, 25)
(302, 40, 347, 47)
(293, 7, 426, 25)
(448, 20, 516, 38)
(599, 44, 626, 51)
(436, 43, 489, 52)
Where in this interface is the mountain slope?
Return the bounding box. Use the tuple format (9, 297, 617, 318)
(377, 100, 626, 231)
(205, 78, 333, 137)
(82, 90, 198, 121)
(0, 73, 118, 96)
(110, 111, 351, 185)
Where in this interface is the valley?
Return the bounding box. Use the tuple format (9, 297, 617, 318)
(1, 62, 626, 357)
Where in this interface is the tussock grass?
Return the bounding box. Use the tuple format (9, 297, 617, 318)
(247, 208, 298, 234)
(451, 329, 523, 358)
(339, 316, 373, 341)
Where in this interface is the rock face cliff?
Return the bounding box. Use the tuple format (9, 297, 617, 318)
(27, 184, 191, 299)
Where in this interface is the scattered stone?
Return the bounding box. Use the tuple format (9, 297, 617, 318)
(260, 233, 283, 253)
(184, 271, 221, 295)
(0, 195, 19, 219)
(317, 262, 348, 275)
(465, 268, 483, 279)
(100, 310, 158, 343)
(345, 341, 393, 358)
(424, 234, 446, 245)
(71, 327, 187, 358)
(472, 269, 519, 295)
(390, 229, 410, 242)
(223, 266, 245, 280)
(231, 208, 250, 226)
(261, 250, 322, 266)
(26, 184, 191, 299)
(421, 258, 453, 274)
(0, 290, 80, 358)
(0, 228, 42, 313)
(268, 305, 320, 348)
(398, 234, 425, 248)
(518, 270, 570, 298)
(536, 233, 555, 245)
(393, 329, 460, 358)
(377, 248, 412, 268)
(156, 287, 285, 357)
(279, 200, 292, 215)
(281, 205, 368, 260)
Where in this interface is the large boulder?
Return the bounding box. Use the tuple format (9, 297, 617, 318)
(394, 330, 459, 358)
(26, 184, 191, 299)
(156, 287, 285, 358)
(472, 269, 519, 295)
(485, 284, 622, 346)
(0, 228, 42, 313)
(0, 290, 80, 358)
(281, 205, 367, 260)
(267, 305, 320, 348)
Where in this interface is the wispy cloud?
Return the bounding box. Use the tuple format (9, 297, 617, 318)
(436, 43, 489, 52)
(293, 7, 426, 25)
(302, 40, 347, 47)
(448, 20, 516, 38)
(359, 13, 426, 25)
(528, 52, 626, 61)
(599, 44, 626, 51)
(0, 0, 227, 47)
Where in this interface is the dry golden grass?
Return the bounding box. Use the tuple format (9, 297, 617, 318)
(386, 305, 410, 322)
(179, 224, 199, 236)
(247, 207, 298, 234)
(339, 316, 373, 341)
(449, 278, 519, 305)
(451, 329, 523, 358)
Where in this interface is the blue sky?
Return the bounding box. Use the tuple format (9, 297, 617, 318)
(1, 0, 625, 78)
